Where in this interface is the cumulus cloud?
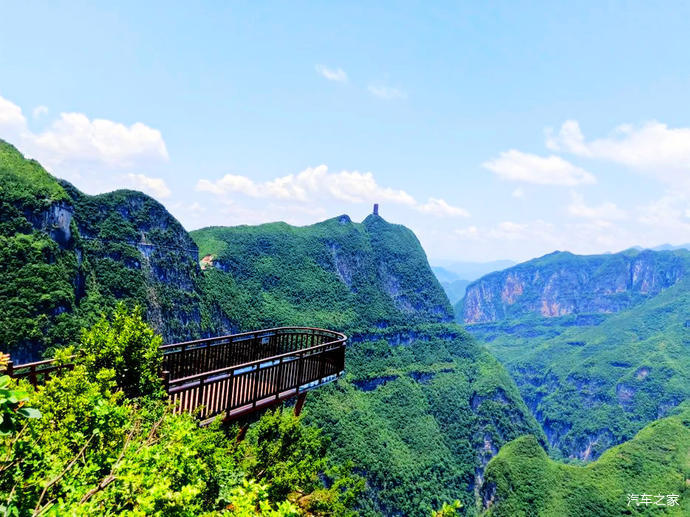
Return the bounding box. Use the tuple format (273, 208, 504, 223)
(0, 94, 168, 173)
(454, 220, 558, 244)
(0, 95, 27, 133)
(415, 197, 469, 217)
(315, 65, 348, 82)
(567, 192, 626, 221)
(196, 165, 469, 218)
(547, 120, 690, 189)
(368, 84, 407, 100)
(124, 173, 171, 199)
(197, 165, 416, 205)
(483, 150, 596, 186)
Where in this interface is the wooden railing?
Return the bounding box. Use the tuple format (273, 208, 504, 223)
(166, 328, 346, 423)
(7, 327, 347, 423)
(6, 357, 75, 387)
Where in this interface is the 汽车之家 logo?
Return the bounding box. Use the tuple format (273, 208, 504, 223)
(627, 494, 679, 507)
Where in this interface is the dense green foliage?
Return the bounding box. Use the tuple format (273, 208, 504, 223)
(0, 307, 361, 516)
(80, 304, 163, 398)
(304, 324, 545, 516)
(0, 374, 40, 436)
(0, 141, 94, 361)
(0, 140, 211, 361)
(61, 181, 209, 343)
(467, 273, 690, 462)
(192, 214, 453, 332)
(481, 404, 690, 516)
(192, 217, 545, 515)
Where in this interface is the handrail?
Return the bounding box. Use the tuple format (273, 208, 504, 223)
(159, 326, 343, 350)
(166, 335, 345, 386)
(7, 327, 347, 422)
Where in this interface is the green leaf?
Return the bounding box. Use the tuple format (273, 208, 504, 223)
(17, 407, 41, 419)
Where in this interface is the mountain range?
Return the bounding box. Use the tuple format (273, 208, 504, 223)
(2, 137, 688, 515)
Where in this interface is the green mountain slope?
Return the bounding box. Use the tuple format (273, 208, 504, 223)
(306, 324, 545, 516)
(459, 249, 690, 323)
(60, 181, 207, 342)
(480, 404, 690, 516)
(464, 250, 690, 461)
(192, 219, 543, 515)
(191, 214, 454, 332)
(0, 141, 208, 360)
(0, 141, 90, 361)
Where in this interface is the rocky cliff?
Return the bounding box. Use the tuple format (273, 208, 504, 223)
(192, 213, 454, 332)
(60, 182, 206, 343)
(459, 249, 690, 324)
(0, 140, 207, 360)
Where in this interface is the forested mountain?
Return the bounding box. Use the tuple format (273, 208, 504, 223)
(461, 249, 690, 461)
(191, 220, 543, 515)
(459, 249, 690, 324)
(480, 403, 690, 516)
(2, 140, 543, 514)
(4, 138, 688, 515)
(0, 140, 211, 361)
(192, 215, 453, 332)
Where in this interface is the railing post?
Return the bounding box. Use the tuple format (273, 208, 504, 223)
(252, 365, 260, 408)
(318, 346, 326, 384)
(296, 351, 304, 394)
(196, 377, 204, 416)
(275, 356, 284, 400)
(294, 392, 307, 416)
(6, 360, 13, 378)
(161, 370, 170, 393)
(30, 366, 37, 388)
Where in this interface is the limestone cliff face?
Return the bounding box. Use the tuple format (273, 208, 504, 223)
(61, 182, 206, 343)
(192, 213, 454, 332)
(459, 250, 690, 324)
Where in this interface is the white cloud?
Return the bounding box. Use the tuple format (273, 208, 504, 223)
(512, 187, 525, 198)
(124, 173, 171, 199)
(32, 105, 48, 118)
(454, 219, 559, 245)
(416, 197, 469, 217)
(0, 93, 168, 173)
(196, 165, 470, 219)
(0, 95, 27, 133)
(454, 225, 479, 239)
(567, 192, 626, 221)
(315, 65, 348, 82)
(368, 84, 407, 100)
(482, 150, 596, 186)
(197, 165, 416, 206)
(32, 112, 168, 168)
(547, 120, 690, 189)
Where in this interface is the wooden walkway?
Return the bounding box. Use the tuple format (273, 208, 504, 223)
(7, 327, 347, 423)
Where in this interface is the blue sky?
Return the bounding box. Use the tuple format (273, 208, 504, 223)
(3, 1, 690, 261)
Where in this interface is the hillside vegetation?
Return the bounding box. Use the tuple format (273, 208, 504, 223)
(481, 404, 690, 516)
(465, 253, 690, 461)
(0, 140, 211, 361)
(192, 219, 542, 515)
(192, 214, 453, 332)
(305, 325, 545, 516)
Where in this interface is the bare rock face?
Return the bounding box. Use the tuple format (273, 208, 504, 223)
(460, 250, 689, 323)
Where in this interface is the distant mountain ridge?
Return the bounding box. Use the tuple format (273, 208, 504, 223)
(462, 247, 690, 462)
(459, 249, 690, 324)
